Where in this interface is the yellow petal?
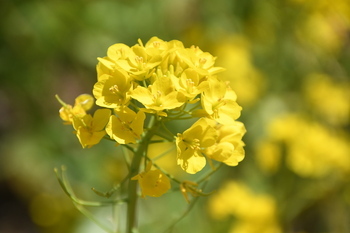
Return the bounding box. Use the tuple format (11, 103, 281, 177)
(177, 149, 206, 174)
(137, 169, 171, 197)
(92, 109, 111, 131)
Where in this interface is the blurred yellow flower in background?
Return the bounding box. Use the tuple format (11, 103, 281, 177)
(303, 73, 350, 126)
(209, 181, 281, 233)
(262, 114, 350, 178)
(214, 36, 265, 107)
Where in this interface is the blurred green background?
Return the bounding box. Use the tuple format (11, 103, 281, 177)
(1, 0, 350, 232)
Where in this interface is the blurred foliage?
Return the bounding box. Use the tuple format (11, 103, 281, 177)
(1, 0, 350, 232)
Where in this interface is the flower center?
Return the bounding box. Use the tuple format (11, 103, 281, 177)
(186, 79, 195, 93)
(189, 138, 201, 150)
(152, 90, 163, 107)
(109, 84, 120, 94)
(153, 41, 161, 48)
(135, 56, 145, 70)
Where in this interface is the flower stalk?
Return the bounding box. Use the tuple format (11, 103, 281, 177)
(126, 116, 159, 232)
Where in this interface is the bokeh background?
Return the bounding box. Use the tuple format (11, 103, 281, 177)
(1, 0, 350, 232)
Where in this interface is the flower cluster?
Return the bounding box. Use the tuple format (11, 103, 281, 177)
(57, 37, 246, 198)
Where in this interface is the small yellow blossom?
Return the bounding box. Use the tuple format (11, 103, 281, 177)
(130, 74, 186, 116)
(72, 109, 111, 148)
(201, 78, 242, 124)
(96, 43, 132, 79)
(183, 45, 225, 76)
(205, 121, 246, 166)
(115, 41, 162, 81)
(107, 43, 132, 62)
(171, 69, 208, 102)
(105, 107, 145, 144)
(144, 36, 169, 51)
(57, 94, 94, 124)
(176, 118, 217, 174)
(93, 69, 133, 109)
(131, 162, 171, 197)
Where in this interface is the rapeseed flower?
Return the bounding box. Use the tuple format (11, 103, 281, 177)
(201, 78, 242, 124)
(105, 107, 145, 144)
(130, 73, 186, 116)
(131, 162, 171, 197)
(72, 109, 111, 148)
(205, 121, 246, 166)
(176, 118, 217, 174)
(171, 68, 208, 102)
(93, 69, 133, 109)
(57, 94, 94, 124)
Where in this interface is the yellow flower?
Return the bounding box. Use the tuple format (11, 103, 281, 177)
(208, 181, 281, 233)
(255, 140, 282, 174)
(205, 121, 246, 166)
(303, 73, 350, 126)
(171, 69, 208, 102)
(201, 78, 242, 124)
(107, 43, 132, 62)
(115, 40, 162, 81)
(96, 44, 132, 79)
(214, 36, 265, 107)
(181, 46, 225, 76)
(144, 36, 172, 60)
(105, 107, 145, 144)
(176, 118, 217, 174)
(130, 74, 186, 116)
(268, 114, 350, 177)
(93, 68, 133, 109)
(72, 109, 111, 148)
(131, 162, 171, 197)
(57, 94, 94, 124)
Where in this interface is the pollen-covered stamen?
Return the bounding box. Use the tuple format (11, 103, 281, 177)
(212, 99, 227, 118)
(135, 56, 145, 70)
(153, 41, 161, 48)
(199, 57, 207, 65)
(213, 109, 219, 119)
(189, 138, 201, 150)
(109, 85, 124, 103)
(109, 85, 120, 94)
(117, 118, 140, 138)
(185, 78, 195, 93)
(213, 99, 226, 119)
(152, 90, 163, 107)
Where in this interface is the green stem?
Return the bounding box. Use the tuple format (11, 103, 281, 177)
(126, 115, 158, 233)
